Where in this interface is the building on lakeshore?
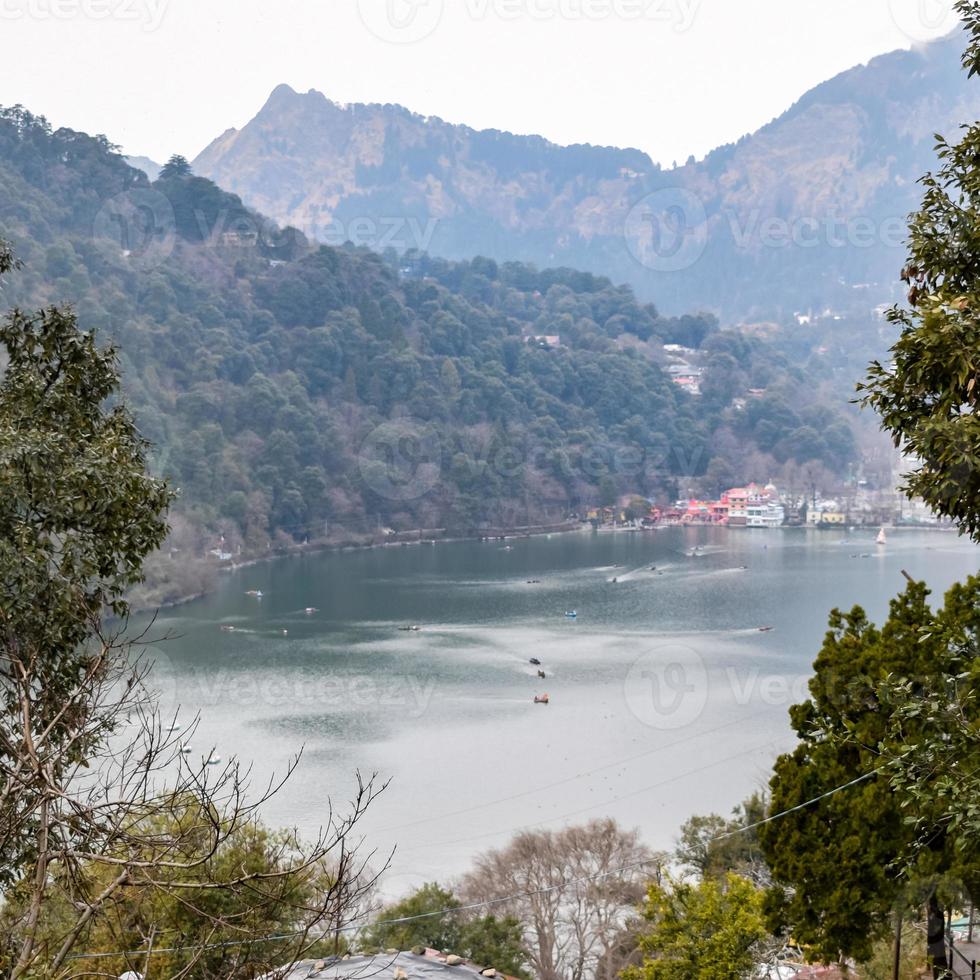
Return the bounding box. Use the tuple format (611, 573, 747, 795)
(724, 484, 784, 528)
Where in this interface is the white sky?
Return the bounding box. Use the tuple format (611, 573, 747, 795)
(0, 0, 963, 167)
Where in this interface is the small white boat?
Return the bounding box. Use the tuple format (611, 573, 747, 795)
(876, 528, 887, 546)
(564, 611, 578, 619)
(206, 755, 221, 766)
(304, 607, 318, 614)
(180, 745, 193, 754)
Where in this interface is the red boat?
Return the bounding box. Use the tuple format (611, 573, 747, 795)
(534, 694, 550, 705)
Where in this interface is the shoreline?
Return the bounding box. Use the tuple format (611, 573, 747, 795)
(133, 520, 588, 613)
(133, 518, 958, 614)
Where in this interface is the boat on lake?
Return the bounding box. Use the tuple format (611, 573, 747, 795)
(534, 694, 550, 705)
(565, 610, 578, 619)
(876, 528, 887, 545)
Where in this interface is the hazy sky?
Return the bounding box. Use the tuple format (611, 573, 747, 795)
(0, 0, 963, 166)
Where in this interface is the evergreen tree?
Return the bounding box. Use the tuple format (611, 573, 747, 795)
(760, 579, 980, 972)
(860, 0, 980, 540)
(158, 153, 192, 180)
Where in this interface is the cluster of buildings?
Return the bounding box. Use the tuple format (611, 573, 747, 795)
(600, 481, 949, 532)
(664, 484, 786, 528)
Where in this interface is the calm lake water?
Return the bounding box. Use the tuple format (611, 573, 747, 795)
(147, 527, 980, 895)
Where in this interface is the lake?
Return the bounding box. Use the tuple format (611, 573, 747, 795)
(147, 526, 980, 895)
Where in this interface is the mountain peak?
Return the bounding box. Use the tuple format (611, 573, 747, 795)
(193, 34, 980, 320)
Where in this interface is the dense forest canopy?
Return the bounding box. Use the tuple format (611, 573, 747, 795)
(0, 106, 861, 569)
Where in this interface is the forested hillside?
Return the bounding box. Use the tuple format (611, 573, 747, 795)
(194, 31, 980, 321)
(0, 106, 862, 594)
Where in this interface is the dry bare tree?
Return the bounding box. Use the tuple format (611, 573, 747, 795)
(460, 819, 659, 980)
(0, 245, 386, 978)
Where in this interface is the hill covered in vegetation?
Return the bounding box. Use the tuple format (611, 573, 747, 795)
(0, 105, 863, 597)
(193, 31, 980, 321)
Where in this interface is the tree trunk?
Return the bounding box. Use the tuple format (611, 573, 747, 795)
(927, 891, 951, 979)
(893, 912, 903, 980)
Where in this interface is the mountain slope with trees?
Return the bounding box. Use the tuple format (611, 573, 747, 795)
(0, 105, 861, 599)
(192, 30, 980, 321)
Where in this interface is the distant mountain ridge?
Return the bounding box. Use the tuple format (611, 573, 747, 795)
(125, 154, 162, 180)
(193, 31, 980, 320)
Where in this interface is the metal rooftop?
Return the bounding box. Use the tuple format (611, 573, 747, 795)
(269, 950, 510, 979)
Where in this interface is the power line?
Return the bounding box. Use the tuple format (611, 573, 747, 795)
(376, 709, 771, 835)
(68, 766, 880, 963)
(396, 738, 782, 852)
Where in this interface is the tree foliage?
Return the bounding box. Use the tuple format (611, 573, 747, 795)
(675, 792, 769, 884)
(760, 578, 980, 969)
(0, 247, 383, 978)
(0, 104, 860, 583)
(363, 882, 530, 977)
(0, 263, 172, 899)
(860, 0, 980, 540)
(623, 873, 768, 980)
(0, 804, 356, 979)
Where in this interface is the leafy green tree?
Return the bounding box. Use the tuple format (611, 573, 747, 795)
(875, 579, 980, 859)
(364, 883, 529, 977)
(759, 579, 980, 973)
(457, 914, 530, 977)
(623, 874, 769, 980)
(0, 246, 382, 977)
(364, 882, 461, 953)
(859, 0, 980, 540)
(0, 805, 343, 980)
(675, 793, 768, 883)
(158, 153, 193, 180)
(599, 475, 618, 510)
(0, 252, 173, 902)
(625, 495, 652, 522)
